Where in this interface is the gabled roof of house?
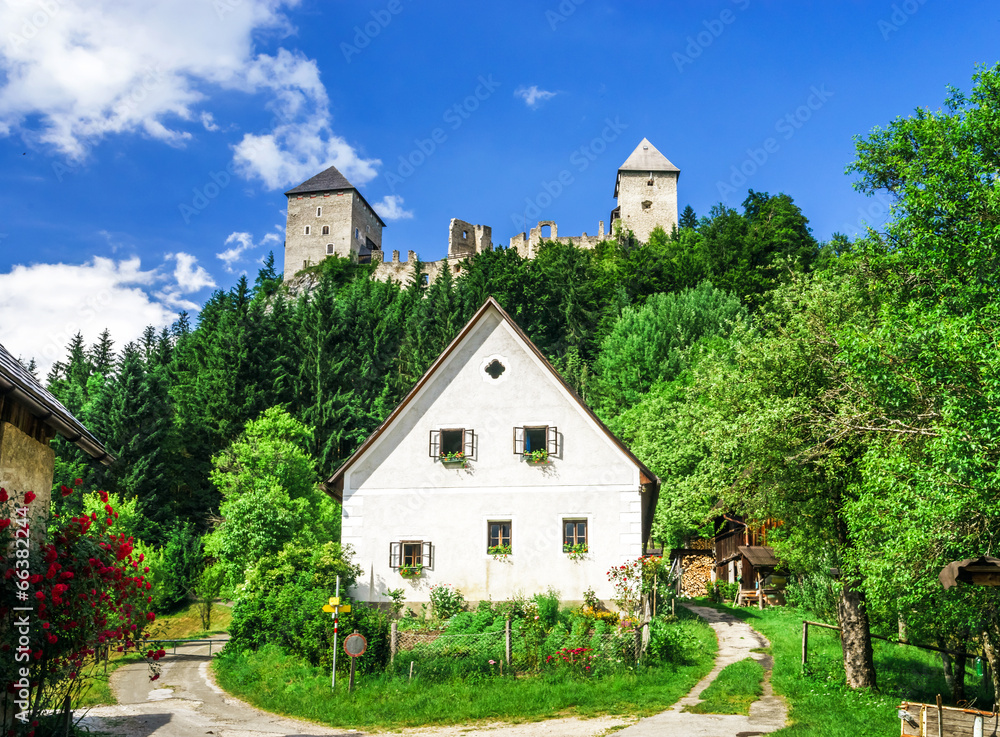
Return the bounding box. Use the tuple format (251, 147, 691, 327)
(284, 164, 388, 228)
(614, 138, 680, 198)
(325, 297, 659, 499)
(0, 342, 113, 465)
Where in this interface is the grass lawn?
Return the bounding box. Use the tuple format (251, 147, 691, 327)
(691, 601, 991, 737)
(686, 657, 764, 715)
(213, 613, 719, 731)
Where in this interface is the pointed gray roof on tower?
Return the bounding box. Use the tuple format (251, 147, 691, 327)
(614, 138, 679, 198)
(617, 138, 680, 173)
(284, 164, 356, 195)
(285, 164, 387, 228)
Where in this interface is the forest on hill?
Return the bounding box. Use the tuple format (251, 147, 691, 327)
(37, 64, 1000, 694)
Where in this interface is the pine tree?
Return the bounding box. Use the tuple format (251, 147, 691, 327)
(679, 204, 698, 229)
(89, 329, 116, 375)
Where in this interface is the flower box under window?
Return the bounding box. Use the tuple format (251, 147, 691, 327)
(429, 428, 475, 465)
(513, 425, 558, 463)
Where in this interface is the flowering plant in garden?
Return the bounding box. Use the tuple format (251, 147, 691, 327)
(607, 555, 668, 616)
(487, 544, 512, 561)
(399, 564, 423, 579)
(545, 646, 594, 677)
(563, 542, 588, 560)
(1, 482, 162, 737)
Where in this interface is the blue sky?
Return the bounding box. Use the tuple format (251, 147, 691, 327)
(0, 0, 997, 372)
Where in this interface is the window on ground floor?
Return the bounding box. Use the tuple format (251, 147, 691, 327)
(389, 541, 433, 569)
(563, 519, 587, 554)
(488, 521, 511, 553)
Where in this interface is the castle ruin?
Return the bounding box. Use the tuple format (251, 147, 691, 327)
(282, 138, 679, 286)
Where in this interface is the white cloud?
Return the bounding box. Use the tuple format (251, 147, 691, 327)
(217, 231, 281, 273)
(0, 257, 179, 375)
(0, 1, 377, 188)
(166, 252, 216, 297)
(373, 195, 414, 221)
(514, 85, 558, 109)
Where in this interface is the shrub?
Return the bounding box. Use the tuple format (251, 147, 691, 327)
(1, 484, 161, 737)
(429, 583, 466, 620)
(785, 569, 839, 622)
(532, 588, 560, 629)
(646, 615, 706, 665)
(228, 541, 361, 666)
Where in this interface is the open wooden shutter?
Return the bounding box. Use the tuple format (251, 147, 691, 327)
(428, 430, 441, 458)
(464, 429, 476, 460)
(513, 427, 525, 455)
(422, 541, 433, 569)
(547, 426, 559, 457)
(389, 542, 401, 568)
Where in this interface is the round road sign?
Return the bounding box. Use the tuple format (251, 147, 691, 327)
(344, 633, 367, 658)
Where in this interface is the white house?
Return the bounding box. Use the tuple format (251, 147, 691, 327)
(325, 298, 659, 605)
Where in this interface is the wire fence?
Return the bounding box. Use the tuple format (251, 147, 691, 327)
(387, 621, 643, 682)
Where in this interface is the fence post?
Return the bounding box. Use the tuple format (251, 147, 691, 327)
(390, 621, 398, 664)
(505, 618, 512, 666)
(801, 621, 808, 672)
(634, 627, 642, 664)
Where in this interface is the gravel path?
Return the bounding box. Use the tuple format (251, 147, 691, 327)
(614, 603, 787, 737)
(81, 604, 785, 737)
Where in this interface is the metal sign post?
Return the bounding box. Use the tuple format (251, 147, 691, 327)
(320, 577, 352, 690)
(343, 631, 368, 694)
(333, 577, 339, 689)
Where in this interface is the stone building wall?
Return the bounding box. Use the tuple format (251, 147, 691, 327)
(284, 192, 354, 280)
(614, 170, 678, 244)
(0, 421, 53, 522)
(351, 191, 384, 255)
(448, 219, 492, 258)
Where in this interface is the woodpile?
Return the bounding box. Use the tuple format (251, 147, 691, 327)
(679, 538, 714, 598)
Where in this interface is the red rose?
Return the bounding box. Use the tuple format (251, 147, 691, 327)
(24, 491, 36, 504)
(75, 478, 83, 486)
(60, 485, 72, 497)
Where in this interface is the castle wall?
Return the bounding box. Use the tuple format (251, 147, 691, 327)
(509, 220, 606, 258)
(615, 170, 678, 243)
(448, 219, 492, 258)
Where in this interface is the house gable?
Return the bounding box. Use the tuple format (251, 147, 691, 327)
(330, 299, 656, 496)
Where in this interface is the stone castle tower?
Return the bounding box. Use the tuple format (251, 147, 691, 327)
(610, 138, 680, 244)
(283, 165, 386, 281)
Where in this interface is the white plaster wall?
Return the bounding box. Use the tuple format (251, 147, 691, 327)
(342, 309, 648, 604)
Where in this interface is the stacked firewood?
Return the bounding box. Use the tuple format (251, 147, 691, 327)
(679, 538, 714, 598)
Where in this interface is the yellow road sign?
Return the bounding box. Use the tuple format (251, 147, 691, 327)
(339, 604, 351, 613)
(322, 604, 335, 612)
(322, 603, 351, 614)
(329, 597, 340, 606)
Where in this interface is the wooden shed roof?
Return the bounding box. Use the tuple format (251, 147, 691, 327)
(737, 545, 779, 569)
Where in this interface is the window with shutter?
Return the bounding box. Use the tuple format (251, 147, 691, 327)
(513, 426, 525, 455)
(428, 430, 441, 458)
(402, 541, 422, 566)
(547, 426, 559, 456)
(389, 542, 402, 568)
(463, 429, 475, 459)
(421, 541, 433, 569)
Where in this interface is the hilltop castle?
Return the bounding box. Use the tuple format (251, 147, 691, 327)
(282, 138, 679, 285)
